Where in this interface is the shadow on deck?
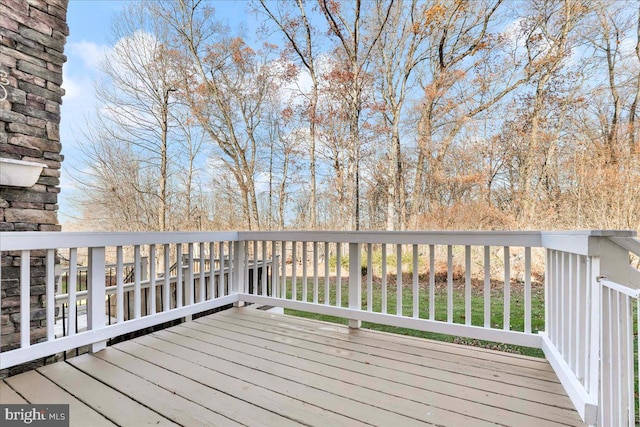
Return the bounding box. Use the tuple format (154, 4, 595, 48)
(1, 307, 585, 426)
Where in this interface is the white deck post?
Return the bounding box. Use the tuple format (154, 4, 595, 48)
(233, 239, 246, 307)
(88, 246, 107, 353)
(348, 242, 362, 329)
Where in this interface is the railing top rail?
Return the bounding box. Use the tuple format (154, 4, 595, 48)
(0, 231, 240, 251)
(541, 230, 636, 256)
(1, 230, 634, 252)
(239, 230, 544, 246)
(609, 236, 640, 257)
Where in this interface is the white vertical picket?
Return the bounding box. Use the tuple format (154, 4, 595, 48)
(209, 242, 216, 300)
(218, 242, 225, 298)
(198, 242, 205, 302)
(281, 241, 287, 299)
(367, 243, 373, 311)
(46, 249, 55, 341)
(187, 243, 195, 306)
(292, 241, 298, 301)
(336, 242, 342, 307)
(567, 253, 575, 371)
(313, 242, 319, 303)
(162, 244, 170, 310)
(134, 245, 142, 318)
(503, 246, 510, 331)
(243, 241, 249, 294)
(261, 241, 267, 297)
(465, 245, 471, 326)
(176, 243, 183, 308)
(525, 247, 532, 334)
(150, 244, 157, 314)
(117, 246, 125, 321)
(302, 241, 308, 302)
(396, 244, 402, 316)
(20, 250, 30, 347)
(253, 240, 258, 296)
(576, 255, 585, 381)
(447, 245, 453, 323)
(382, 243, 388, 314)
(68, 248, 77, 337)
(429, 245, 435, 321)
(412, 244, 419, 318)
(324, 242, 330, 305)
(484, 246, 490, 328)
(271, 241, 278, 298)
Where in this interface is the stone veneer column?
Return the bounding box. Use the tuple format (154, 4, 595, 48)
(0, 0, 69, 376)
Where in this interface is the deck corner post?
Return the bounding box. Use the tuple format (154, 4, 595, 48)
(233, 240, 246, 307)
(88, 246, 107, 353)
(348, 242, 362, 329)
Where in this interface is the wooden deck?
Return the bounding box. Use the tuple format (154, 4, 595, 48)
(1, 307, 585, 426)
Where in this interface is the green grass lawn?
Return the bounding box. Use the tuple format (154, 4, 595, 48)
(280, 274, 546, 358)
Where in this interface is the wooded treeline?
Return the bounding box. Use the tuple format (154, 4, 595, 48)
(70, 0, 640, 232)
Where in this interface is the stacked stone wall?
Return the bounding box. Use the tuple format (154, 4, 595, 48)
(0, 0, 69, 377)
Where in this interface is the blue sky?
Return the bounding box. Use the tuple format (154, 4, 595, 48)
(59, 1, 251, 225)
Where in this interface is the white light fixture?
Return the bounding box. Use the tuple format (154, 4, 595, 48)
(0, 158, 48, 188)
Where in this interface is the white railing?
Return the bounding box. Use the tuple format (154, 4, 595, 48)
(237, 231, 543, 347)
(1, 230, 638, 426)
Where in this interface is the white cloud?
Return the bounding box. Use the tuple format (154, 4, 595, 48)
(61, 72, 84, 100)
(69, 40, 112, 70)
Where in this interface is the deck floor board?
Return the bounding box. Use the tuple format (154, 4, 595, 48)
(1, 307, 586, 426)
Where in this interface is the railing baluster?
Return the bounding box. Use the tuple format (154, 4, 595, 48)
(292, 241, 297, 301)
(218, 242, 225, 298)
(336, 242, 342, 307)
(302, 241, 308, 302)
(313, 241, 319, 303)
(503, 246, 510, 331)
(117, 246, 124, 321)
(161, 244, 169, 310)
(614, 292, 622, 426)
(484, 246, 490, 328)
(568, 253, 575, 371)
(623, 294, 633, 424)
(68, 248, 77, 337)
(150, 244, 157, 314)
(382, 243, 387, 314)
(324, 242, 330, 304)
(525, 247, 531, 334)
(134, 245, 141, 319)
(396, 244, 402, 316)
(187, 243, 194, 305)
(412, 244, 419, 318)
(253, 240, 258, 296)
(46, 249, 55, 341)
(199, 242, 205, 302)
(20, 250, 30, 347)
(366, 243, 372, 312)
(426, 245, 434, 321)
(281, 241, 287, 299)
(209, 242, 216, 300)
(465, 245, 471, 326)
(176, 243, 183, 307)
(271, 241, 278, 298)
(447, 245, 453, 323)
(261, 241, 267, 297)
(556, 251, 562, 354)
(243, 241, 249, 294)
(577, 256, 583, 379)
